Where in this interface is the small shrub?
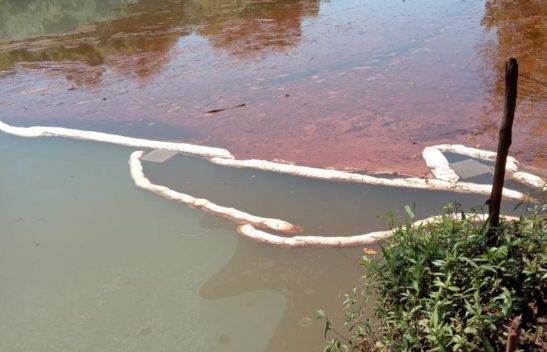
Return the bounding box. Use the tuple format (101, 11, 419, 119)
(321, 202, 546, 351)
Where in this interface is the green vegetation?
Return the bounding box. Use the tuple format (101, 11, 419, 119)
(320, 199, 546, 351)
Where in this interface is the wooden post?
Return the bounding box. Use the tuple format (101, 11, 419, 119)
(505, 315, 521, 352)
(486, 58, 518, 244)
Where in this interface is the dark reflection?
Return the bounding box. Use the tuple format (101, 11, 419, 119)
(0, 0, 130, 40)
(0, 0, 319, 83)
(478, 0, 546, 168)
(198, 0, 319, 58)
(481, 0, 547, 103)
(200, 238, 366, 352)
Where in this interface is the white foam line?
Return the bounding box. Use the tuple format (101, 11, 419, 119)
(1, 120, 542, 195)
(130, 149, 522, 248)
(237, 214, 519, 248)
(209, 157, 526, 200)
(0, 121, 234, 159)
(129, 151, 301, 235)
(1, 120, 542, 249)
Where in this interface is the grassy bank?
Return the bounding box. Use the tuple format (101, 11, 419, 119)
(321, 199, 546, 351)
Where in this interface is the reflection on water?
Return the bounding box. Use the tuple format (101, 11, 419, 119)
(0, 0, 133, 40)
(478, 0, 547, 171)
(0, 0, 319, 80)
(0, 0, 544, 177)
(482, 0, 546, 103)
(197, 0, 318, 58)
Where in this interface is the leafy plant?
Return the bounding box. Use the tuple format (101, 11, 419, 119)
(321, 199, 546, 351)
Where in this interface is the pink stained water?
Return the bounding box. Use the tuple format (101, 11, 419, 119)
(0, 0, 545, 177)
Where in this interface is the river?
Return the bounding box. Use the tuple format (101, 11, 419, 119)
(0, 0, 544, 351)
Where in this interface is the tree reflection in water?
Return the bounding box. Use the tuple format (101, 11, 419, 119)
(0, 0, 320, 84)
(478, 0, 546, 172)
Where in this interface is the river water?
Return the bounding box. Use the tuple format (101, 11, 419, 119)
(0, 0, 544, 351)
(1, 0, 545, 176)
(0, 132, 525, 352)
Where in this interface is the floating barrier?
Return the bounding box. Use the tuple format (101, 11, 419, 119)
(1, 120, 543, 247)
(208, 157, 526, 199)
(425, 144, 542, 189)
(0, 121, 234, 159)
(236, 214, 519, 248)
(129, 151, 301, 235)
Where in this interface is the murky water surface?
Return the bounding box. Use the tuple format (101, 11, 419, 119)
(0, 134, 526, 352)
(0, 1, 544, 351)
(0, 0, 545, 175)
(144, 153, 526, 237)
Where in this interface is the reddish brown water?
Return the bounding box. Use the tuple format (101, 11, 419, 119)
(1, 0, 545, 176)
(1, 3, 544, 350)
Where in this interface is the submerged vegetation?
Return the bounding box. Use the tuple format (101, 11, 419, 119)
(321, 199, 546, 351)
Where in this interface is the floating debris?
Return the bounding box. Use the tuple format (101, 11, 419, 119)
(141, 149, 179, 163)
(205, 103, 246, 114)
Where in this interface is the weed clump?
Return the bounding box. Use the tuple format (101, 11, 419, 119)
(321, 202, 546, 351)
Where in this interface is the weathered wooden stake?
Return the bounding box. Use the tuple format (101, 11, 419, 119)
(486, 58, 518, 244)
(505, 315, 521, 352)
